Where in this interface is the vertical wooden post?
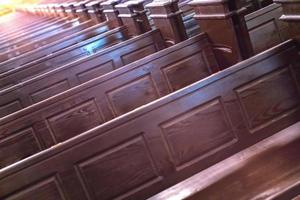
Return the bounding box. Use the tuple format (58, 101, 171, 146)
(86, 1, 106, 23)
(146, 0, 188, 46)
(116, 0, 151, 36)
(101, 0, 123, 27)
(49, 4, 58, 17)
(55, 4, 67, 18)
(274, 0, 300, 43)
(74, 1, 91, 21)
(189, 0, 254, 69)
(65, 3, 78, 19)
(40, 5, 48, 17)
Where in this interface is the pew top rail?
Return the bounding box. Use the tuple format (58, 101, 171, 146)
(0, 39, 299, 200)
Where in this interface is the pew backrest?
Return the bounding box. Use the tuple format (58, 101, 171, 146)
(0, 17, 74, 52)
(0, 39, 298, 200)
(0, 19, 96, 62)
(0, 21, 113, 75)
(0, 29, 165, 116)
(0, 25, 127, 78)
(245, 3, 290, 53)
(0, 33, 219, 168)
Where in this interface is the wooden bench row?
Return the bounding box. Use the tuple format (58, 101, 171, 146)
(0, 3, 292, 115)
(0, 33, 217, 168)
(149, 121, 300, 200)
(0, 39, 298, 199)
(0, 29, 164, 117)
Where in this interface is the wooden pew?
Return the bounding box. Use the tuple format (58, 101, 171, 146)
(0, 0, 148, 76)
(0, 1, 105, 55)
(0, 33, 218, 168)
(0, 29, 165, 116)
(0, 39, 298, 199)
(0, 15, 55, 40)
(178, 0, 292, 54)
(245, 3, 291, 54)
(0, 19, 97, 62)
(0, 21, 121, 75)
(0, 16, 71, 51)
(149, 122, 300, 200)
(0, 0, 156, 87)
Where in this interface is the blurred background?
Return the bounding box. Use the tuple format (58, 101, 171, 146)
(0, 0, 39, 16)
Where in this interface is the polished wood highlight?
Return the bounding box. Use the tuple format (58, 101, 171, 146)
(245, 3, 291, 53)
(149, 122, 300, 200)
(0, 40, 298, 200)
(189, 0, 254, 68)
(0, 29, 165, 116)
(0, 33, 218, 168)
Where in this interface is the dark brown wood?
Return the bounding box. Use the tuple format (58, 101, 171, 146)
(146, 0, 188, 46)
(149, 122, 300, 200)
(245, 3, 291, 54)
(74, 1, 91, 21)
(0, 22, 122, 75)
(0, 29, 165, 116)
(0, 39, 298, 200)
(86, 0, 106, 22)
(102, 0, 123, 28)
(274, 0, 300, 43)
(0, 17, 70, 52)
(179, 0, 201, 37)
(0, 34, 218, 168)
(189, 0, 254, 69)
(116, 0, 152, 37)
(54, 4, 68, 17)
(65, 3, 78, 19)
(0, 20, 97, 62)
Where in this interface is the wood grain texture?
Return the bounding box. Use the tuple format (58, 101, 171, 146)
(0, 40, 298, 200)
(0, 25, 127, 89)
(0, 33, 218, 168)
(149, 122, 300, 200)
(0, 20, 96, 63)
(245, 3, 291, 54)
(0, 29, 165, 117)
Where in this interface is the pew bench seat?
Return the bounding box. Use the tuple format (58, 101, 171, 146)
(149, 121, 300, 200)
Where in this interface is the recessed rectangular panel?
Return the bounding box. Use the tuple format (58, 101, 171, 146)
(30, 80, 70, 103)
(107, 75, 159, 116)
(46, 100, 103, 142)
(77, 60, 115, 83)
(4, 176, 66, 200)
(236, 68, 300, 132)
(162, 52, 210, 91)
(160, 98, 236, 170)
(0, 100, 22, 118)
(249, 20, 282, 53)
(121, 44, 157, 65)
(0, 127, 41, 168)
(76, 135, 161, 200)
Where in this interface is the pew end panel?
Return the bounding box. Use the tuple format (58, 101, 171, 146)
(245, 3, 291, 54)
(148, 122, 300, 200)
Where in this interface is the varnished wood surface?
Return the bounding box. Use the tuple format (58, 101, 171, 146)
(149, 121, 300, 200)
(0, 29, 165, 116)
(0, 13, 47, 36)
(0, 19, 98, 62)
(0, 22, 114, 76)
(1, 18, 68, 48)
(0, 33, 218, 168)
(245, 3, 291, 54)
(0, 40, 298, 200)
(0, 23, 126, 87)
